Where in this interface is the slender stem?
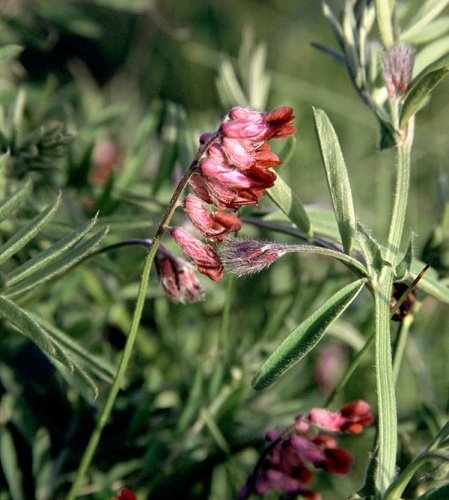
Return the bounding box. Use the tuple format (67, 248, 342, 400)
(392, 315, 413, 384)
(374, 110, 414, 493)
(374, 269, 397, 493)
(384, 142, 411, 267)
(67, 133, 218, 498)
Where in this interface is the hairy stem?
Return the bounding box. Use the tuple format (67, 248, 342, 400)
(374, 114, 414, 493)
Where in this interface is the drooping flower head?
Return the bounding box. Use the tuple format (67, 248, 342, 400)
(169, 106, 296, 284)
(190, 106, 296, 212)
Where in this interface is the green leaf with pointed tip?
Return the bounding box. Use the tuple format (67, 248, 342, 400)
(313, 107, 356, 255)
(0, 296, 69, 366)
(267, 174, 312, 239)
(252, 278, 366, 390)
(401, 0, 449, 41)
(5, 226, 109, 297)
(0, 194, 61, 266)
(400, 53, 449, 128)
(0, 180, 33, 223)
(357, 223, 384, 277)
(30, 313, 115, 384)
(6, 215, 99, 286)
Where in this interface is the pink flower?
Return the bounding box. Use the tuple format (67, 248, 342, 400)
(309, 400, 374, 435)
(169, 227, 223, 281)
(290, 435, 354, 475)
(169, 106, 295, 286)
(189, 106, 296, 212)
(154, 244, 205, 303)
(183, 194, 242, 242)
(239, 400, 373, 499)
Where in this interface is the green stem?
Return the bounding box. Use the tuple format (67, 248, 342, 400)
(67, 132, 218, 499)
(392, 315, 413, 384)
(385, 142, 411, 267)
(374, 269, 397, 494)
(374, 113, 413, 493)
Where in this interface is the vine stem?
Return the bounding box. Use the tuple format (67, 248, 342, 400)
(67, 132, 218, 499)
(374, 114, 414, 493)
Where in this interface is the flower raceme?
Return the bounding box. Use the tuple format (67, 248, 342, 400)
(239, 401, 374, 499)
(168, 106, 296, 284)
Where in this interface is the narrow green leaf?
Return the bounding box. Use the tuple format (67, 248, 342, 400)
(0, 194, 61, 266)
(402, 16, 449, 45)
(411, 260, 449, 303)
(0, 426, 25, 500)
(252, 279, 365, 390)
(322, 2, 344, 50)
(0, 180, 33, 223)
(267, 175, 312, 238)
(313, 107, 356, 254)
(6, 215, 99, 286)
(5, 226, 109, 297)
(0, 296, 57, 358)
(30, 313, 115, 384)
(400, 53, 449, 128)
(402, 0, 449, 41)
(357, 223, 385, 277)
(0, 297, 100, 396)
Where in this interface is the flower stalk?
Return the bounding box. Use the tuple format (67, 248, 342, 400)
(67, 132, 219, 499)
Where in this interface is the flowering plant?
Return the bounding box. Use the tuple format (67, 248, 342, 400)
(1, 1, 449, 499)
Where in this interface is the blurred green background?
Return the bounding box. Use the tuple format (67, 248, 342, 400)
(1, 1, 448, 499)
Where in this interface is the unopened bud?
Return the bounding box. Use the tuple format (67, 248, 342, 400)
(155, 244, 205, 303)
(221, 238, 290, 276)
(382, 43, 415, 97)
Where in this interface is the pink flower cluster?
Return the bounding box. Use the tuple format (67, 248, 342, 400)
(169, 106, 296, 283)
(239, 400, 374, 499)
